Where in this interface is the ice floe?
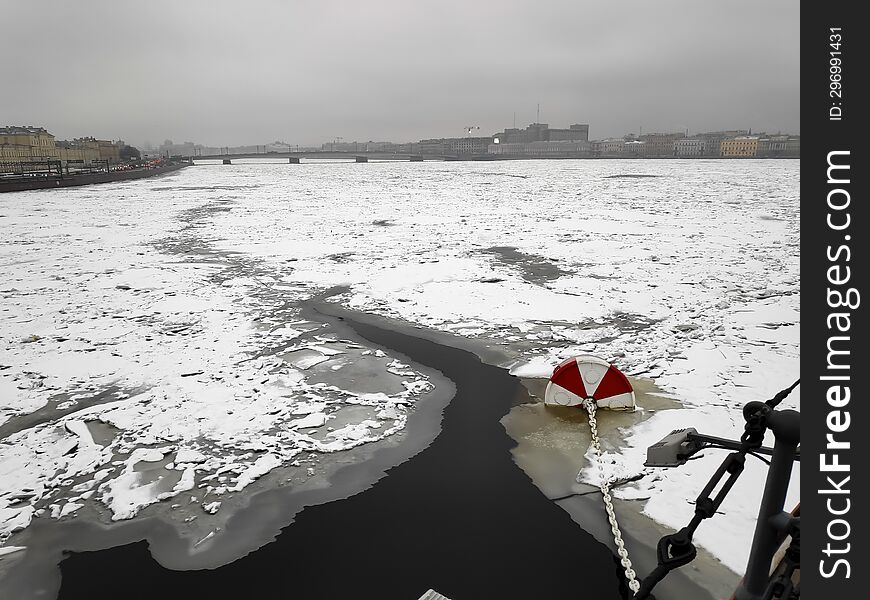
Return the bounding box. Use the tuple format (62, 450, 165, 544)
(1, 159, 798, 575)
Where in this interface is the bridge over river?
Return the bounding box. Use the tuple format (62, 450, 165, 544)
(191, 150, 500, 163)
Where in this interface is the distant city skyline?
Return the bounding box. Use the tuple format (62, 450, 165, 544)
(147, 120, 797, 155)
(1, 1, 798, 148)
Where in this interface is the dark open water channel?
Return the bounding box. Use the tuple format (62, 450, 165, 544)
(56, 312, 625, 600)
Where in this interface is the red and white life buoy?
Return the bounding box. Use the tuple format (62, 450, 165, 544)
(544, 355, 636, 410)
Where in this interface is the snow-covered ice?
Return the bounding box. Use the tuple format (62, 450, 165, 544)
(0, 159, 798, 574)
(0, 170, 433, 543)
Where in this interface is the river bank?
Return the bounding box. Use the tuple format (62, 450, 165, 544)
(0, 162, 189, 193)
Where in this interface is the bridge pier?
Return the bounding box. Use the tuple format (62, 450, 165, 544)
(409, 155, 424, 162)
(288, 157, 300, 164)
(222, 158, 232, 165)
(355, 156, 368, 163)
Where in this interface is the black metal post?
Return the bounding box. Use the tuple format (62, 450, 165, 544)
(734, 409, 800, 599)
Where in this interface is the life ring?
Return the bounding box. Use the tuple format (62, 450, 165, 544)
(544, 355, 636, 410)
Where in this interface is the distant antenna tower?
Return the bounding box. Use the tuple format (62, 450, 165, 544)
(537, 103, 540, 124)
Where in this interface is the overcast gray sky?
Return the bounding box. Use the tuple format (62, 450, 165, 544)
(1, 0, 799, 147)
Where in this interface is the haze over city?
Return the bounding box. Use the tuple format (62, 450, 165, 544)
(1, 0, 799, 147)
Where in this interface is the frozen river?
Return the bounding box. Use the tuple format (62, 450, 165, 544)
(0, 158, 799, 595)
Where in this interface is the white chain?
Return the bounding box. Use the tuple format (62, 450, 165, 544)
(582, 398, 640, 595)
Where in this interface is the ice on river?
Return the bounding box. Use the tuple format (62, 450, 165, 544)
(0, 159, 798, 574)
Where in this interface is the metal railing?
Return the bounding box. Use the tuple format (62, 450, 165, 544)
(0, 158, 111, 180)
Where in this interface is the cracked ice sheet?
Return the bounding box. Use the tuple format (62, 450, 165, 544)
(194, 159, 799, 572)
(0, 350, 428, 538)
(2, 161, 798, 571)
(0, 181, 434, 542)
